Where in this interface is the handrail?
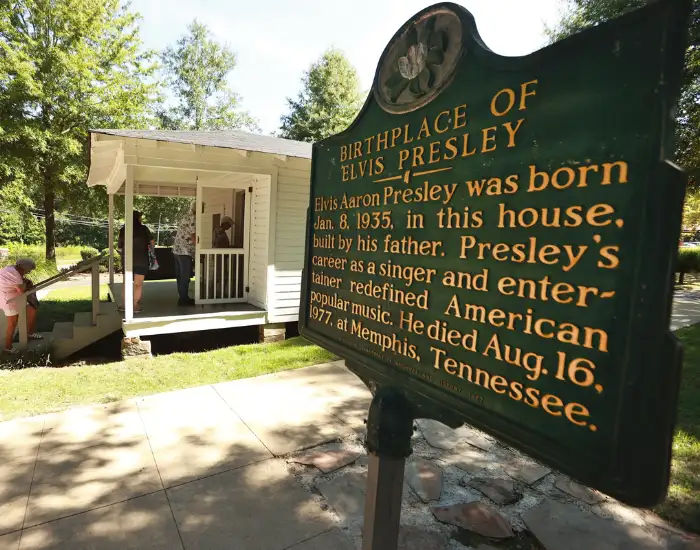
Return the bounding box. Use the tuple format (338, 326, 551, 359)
(198, 248, 245, 254)
(9, 252, 108, 352)
(12, 252, 108, 301)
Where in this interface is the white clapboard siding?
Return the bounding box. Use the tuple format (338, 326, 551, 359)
(248, 180, 270, 309)
(268, 167, 310, 322)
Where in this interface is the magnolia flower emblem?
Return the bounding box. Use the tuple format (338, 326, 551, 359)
(398, 43, 427, 80)
(385, 15, 451, 102)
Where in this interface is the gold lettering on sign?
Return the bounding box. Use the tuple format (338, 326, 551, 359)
(309, 76, 628, 435)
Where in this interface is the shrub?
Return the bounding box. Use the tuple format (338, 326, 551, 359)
(0, 243, 57, 283)
(677, 248, 700, 284)
(55, 246, 86, 260)
(80, 247, 100, 261)
(99, 249, 122, 273)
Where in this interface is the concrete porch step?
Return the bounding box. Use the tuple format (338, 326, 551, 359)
(52, 321, 74, 341)
(51, 304, 123, 360)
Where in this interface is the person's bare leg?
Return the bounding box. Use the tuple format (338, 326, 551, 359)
(27, 306, 37, 334)
(134, 274, 145, 307)
(5, 315, 18, 350)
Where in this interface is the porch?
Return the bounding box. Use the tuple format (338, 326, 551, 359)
(109, 280, 267, 337)
(88, 129, 312, 339)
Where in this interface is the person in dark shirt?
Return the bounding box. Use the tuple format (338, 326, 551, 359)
(118, 211, 154, 313)
(212, 216, 233, 248)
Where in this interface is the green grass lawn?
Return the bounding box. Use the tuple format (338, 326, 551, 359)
(35, 286, 109, 333)
(654, 322, 700, 533)
(0, 336, 336, 420)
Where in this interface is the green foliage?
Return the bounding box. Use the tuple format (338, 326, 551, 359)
(547, 0, 699, 188)
(134, 196, 191, 246)
(54, 219, 108, 250)
(79, 247, 100, 261)
(683, 188, 700, 232)
(0, 243, 57, 282)
(0, 179, 45, 245)
(678, 248, 700, 274)
(101, 248, 122, 272)
(159, 20, 258, 131)
(0, 0, 159, 259)
(280, 48, 363, 142)
(55, 246, 86, 260)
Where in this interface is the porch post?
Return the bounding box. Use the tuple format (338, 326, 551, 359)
(108, 192, 114, 286)
(124, 166, 134, 321)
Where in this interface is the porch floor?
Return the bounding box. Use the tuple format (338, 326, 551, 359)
(109, 280, 267, 337)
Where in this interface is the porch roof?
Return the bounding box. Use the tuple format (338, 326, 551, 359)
(91, 129, 312, 159)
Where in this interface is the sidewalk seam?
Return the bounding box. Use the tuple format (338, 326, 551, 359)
(136, 401, 186, 550)
(17, 489, 165, 532)
(210, 384, 275, 456)
(282, 527, 338, 549)
(16, 417, 46, 549)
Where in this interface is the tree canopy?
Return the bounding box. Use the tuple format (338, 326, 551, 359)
(159, 20, 258, 131)
(0, 0, 158, 258)
(280, 48, 363, 142)
(547, 0, 699, 188)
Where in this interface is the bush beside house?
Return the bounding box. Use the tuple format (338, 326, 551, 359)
(677, 249, 700, 284)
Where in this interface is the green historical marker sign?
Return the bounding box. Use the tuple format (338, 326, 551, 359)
(300, 0, 691, 506)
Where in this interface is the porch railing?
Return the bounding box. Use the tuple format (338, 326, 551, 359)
(12, 252, 107, 350)
(198, 248, 246, 302)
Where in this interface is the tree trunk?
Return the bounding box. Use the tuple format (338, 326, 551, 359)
(44, 181, 56, 262)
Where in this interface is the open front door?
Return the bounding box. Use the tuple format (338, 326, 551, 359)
(195, 181, 250, 304)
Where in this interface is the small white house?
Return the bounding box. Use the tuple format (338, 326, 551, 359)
(87, 129, 312, 342)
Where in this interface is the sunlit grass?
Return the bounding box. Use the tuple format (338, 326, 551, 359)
(654, 323, 700, 533)
(0, 336, 337, 420)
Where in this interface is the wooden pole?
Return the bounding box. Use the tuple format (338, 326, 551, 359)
(17, 295, 28, 350)
(91, 263, 99, 325)
(108, 193, 114, 286)
(124, 167, 134, 321)
(362, 387, 413, 550)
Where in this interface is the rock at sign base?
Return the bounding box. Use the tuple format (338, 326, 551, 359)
(405, 458, 443, 502)
(503, 458, 550, 485)
(397, 526, 449, 550)
(467, 476, 520, 505)
(554, 476, 604, 505)
(462, 425, 496, 452)
(522, 498, 681, 550)
(452, 446, 492, 474)
(417, 418, 461, 450)
(289, 447, 361, 473)
(431, 501, 513, 539)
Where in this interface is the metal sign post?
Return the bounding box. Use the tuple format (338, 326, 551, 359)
(362, 387, 413, 550)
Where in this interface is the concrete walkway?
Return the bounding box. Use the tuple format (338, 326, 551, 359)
(671, 289, 700, 331)
(0, 362, 697, 550)
(0, 361, 370, 550)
